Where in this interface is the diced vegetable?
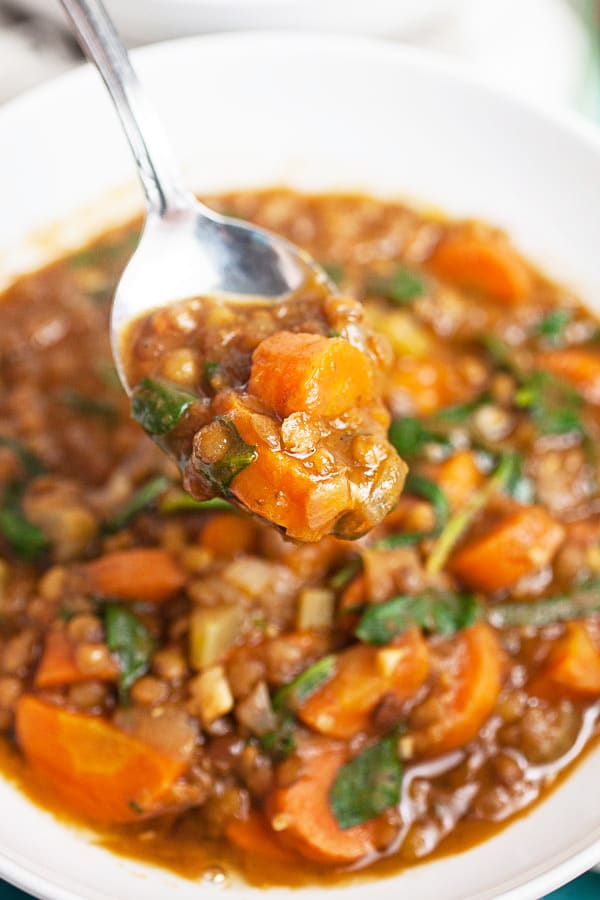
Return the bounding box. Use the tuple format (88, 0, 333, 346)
(226, 810, 300, 863)
(408, 623, 504, 756)
(297, 629, 429, 738)
(16, 696, 183, 823)
(266, 744, 376, 863)
(200, 512, 255, 557)
(131, 377, 196, 435)
(85, 548, 186, 602)
(424, 451, 483, 512)
(189, 603, 244, 670)
(105, 603, 155, 704)
(220, 394, 354, 542)
(329, 734, 403, 829)
(296, 588, 335, 630)
(428, 234, 531, 302)
(355, 591, 481, 645)
(35, 625, 119, 688)
(425, 453, 520, 576)
(190, 665, 234, 725)
(530, 622, 600, 697)
(366, 265, 427, 304)
(449, 504, 565, 593)
(538, 347, 600, 405)
(106, 475, 170, 532)
(248, 331, 375, 418)
(387, 356, 473, 416)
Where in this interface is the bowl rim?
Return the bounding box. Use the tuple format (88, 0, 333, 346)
(1, 29, 600, 900)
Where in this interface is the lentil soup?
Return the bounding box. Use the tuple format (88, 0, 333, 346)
(1, 189, 600, 886)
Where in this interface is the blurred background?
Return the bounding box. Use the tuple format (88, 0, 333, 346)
(0, 0, 599, 116)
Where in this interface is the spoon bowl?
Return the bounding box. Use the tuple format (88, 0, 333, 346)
(59, 0, 328, 393)
(111, 201, 324, 391)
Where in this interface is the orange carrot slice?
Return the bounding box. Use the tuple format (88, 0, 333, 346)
(266, 744, 376, 863)
(85, 548, 186, 602)
(449, 505, 565, 593)
(248, 331, 374, 418)
(409, 623, 504, 757)
(298, 628, 429, 739)
(429, 234, 531, 302)
(16, 696, 184, 823)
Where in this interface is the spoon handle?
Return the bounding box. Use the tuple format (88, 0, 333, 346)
(59, 0, 191, 217)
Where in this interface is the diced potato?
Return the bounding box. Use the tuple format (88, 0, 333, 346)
(189, 603, 244, 670)
(190, 665, 234, 725)
(296, 588, 335, 630)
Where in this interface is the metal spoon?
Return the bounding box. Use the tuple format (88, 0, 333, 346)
(58, 0, 327, 391)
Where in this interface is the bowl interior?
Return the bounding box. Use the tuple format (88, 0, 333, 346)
(0, 31, 600, 900)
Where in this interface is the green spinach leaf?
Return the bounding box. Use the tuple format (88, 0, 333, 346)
(105, 603, 155, 704)
(355, 590, 480, 645)
(329, 735, 403, 829)
(132, 377, 197, 435)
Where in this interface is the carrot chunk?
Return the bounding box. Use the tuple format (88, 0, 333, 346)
(35, 625, 118, 688)
(387, 356, 476, 416)
(16, 696, 184, 823)
(422, 450, 483, 512)
(531, 622, 600, 698)
(248, 331, 375, 418)
(449, 505, 565, 593)
(429, 234, 531, 302)
(409, 623, 504, 757)
(219, 393, 353, 542)
(539, 348, 600, 404)
(266, 744, 376, 863)
(200, 512, 255, 557)
(85, 548, 186, 602)
(298, 628, 429, 739)
(226, 809, 300, 863)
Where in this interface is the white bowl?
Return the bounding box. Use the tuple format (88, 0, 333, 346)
(17, 0, 458, 43)
(1, 31, 600, 900)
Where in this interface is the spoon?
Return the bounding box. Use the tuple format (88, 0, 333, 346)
(58, 0, 327, 391)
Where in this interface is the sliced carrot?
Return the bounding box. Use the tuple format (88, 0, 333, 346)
(85, 548, 186, 602)
(248, 331, 375, 419)
(408, 623, 504, 757)
(530, 622, 600, 698)
(539, 347, 600, 404)
(422, 451, 484, 512)
(449, 505, 565, 593)
(200, 512, 255, 558)
(298, 628, 429, 739)
(35, 625, 118, 688)
(226, 809, 300, 863)
(219, 393, 352, 543)
(428, 233, 531, 303)
(16, 696, 184, 823)
(266, 743, 376, 864)
(386, 356, 476, 416)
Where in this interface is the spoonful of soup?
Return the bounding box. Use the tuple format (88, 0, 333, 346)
(59, 0, 407, 541)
